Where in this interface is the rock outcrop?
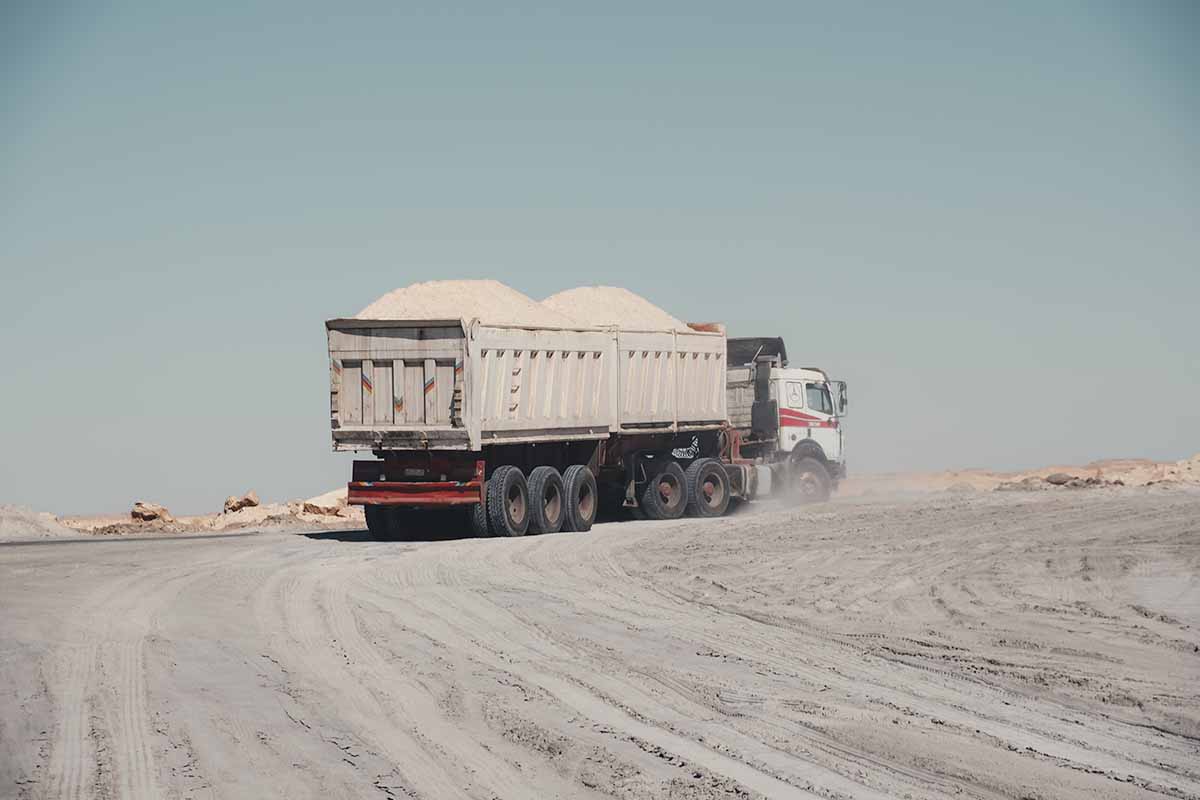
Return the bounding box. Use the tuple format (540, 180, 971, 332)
(303, 487, 349, 517)
(131, 501, 173, 523)
(223, 490, 260, 514)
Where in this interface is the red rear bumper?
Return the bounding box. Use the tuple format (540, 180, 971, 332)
(348, 480, 483, 507)
(347, 458, 486, 507)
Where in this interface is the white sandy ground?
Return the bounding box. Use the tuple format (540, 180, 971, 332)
(2, 488, 1198, 799)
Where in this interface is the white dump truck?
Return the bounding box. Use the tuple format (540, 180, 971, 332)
(326, 289, 846, 539)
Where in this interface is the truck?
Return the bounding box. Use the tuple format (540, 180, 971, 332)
(326, 310, 846, 540)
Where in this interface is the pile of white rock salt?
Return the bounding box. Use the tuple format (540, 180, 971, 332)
(356, 280, 578, 327)
(354, 280, 695, 333)
(540, 286, 692, 331)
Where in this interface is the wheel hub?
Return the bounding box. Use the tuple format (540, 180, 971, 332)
(507, 488, 526, 522)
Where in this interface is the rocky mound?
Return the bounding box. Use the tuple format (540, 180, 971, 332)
(0, 505, 77, 541)
(843, 453, 1200, 497)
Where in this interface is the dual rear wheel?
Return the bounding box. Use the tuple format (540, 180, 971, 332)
(684, 458, 731, 518)
(477, 464, 597, 537)
(365, 505, 419, 541)
(638, 457, 731, 520)
(369, 455, 734, 540)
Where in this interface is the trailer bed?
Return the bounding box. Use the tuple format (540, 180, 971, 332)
(327, 318, 727, 452)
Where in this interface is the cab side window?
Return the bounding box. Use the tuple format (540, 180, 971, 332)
(786, 382, 805, 409)
(806, 383, 833, 414)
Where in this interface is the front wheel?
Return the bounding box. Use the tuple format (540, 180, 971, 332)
(790, 456, 832, 504)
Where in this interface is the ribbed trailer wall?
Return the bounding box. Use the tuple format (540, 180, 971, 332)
(616, 330, 726, 429)
(470, 324, 615, 444)
(672, 331, 726, 426)
(328, 318, 727, 452)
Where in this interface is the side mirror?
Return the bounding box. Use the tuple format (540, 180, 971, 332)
(835, 381, 848, 416)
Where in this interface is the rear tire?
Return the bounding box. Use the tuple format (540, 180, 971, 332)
(487, 465, 529, 537)
(527, 466, 565, 534)
(562, 465, 598, 532)
(365, 506, 413, 540)
(684, 458, 731, 518)
(790, 456, 832, 504)
(639, 461, 687, 520)
(365, 505, 390, 540)
(469, 501, 491, 537)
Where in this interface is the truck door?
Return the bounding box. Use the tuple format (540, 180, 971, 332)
(804, 382, 840, 460)
(777, 381, 839, 459)
(778, 381, 807, 453)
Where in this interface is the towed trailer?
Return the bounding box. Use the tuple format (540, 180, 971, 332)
(327, 316, 744, 539)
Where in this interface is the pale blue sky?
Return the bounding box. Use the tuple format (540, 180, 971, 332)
(3, 1, 1197, 514)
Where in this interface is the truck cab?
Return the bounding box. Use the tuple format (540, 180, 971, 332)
(773, 367, 846, 474)
(726, 337, 847, 501)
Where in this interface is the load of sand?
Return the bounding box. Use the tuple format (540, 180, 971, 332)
(540, 285, 692, 332)
(356, 280, 578, 327)
(355, 280, 700, 335)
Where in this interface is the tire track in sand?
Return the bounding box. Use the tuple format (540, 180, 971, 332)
(353, 551, 876, 799)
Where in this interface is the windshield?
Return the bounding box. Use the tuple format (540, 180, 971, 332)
(806, 383, 833, 415)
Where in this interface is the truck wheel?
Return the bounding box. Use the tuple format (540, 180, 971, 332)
(469, 501, 491, 538)
(562, 465, 597, 532)
(365, 505, 390, 539)
(791, 457, 832, 504)
(527, 466, 565, 534)
(366, 506, 411, 541)
(684, 458, 731, 518)
(390, 508, 416, 540)
(640, 461, 687, 520)
(487, 465, 529, 537)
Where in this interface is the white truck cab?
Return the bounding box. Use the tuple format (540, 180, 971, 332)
(726, 337, 847, 502)
(773, 367, 845, 468)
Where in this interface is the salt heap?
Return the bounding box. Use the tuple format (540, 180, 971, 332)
(540, 286, 691, 332)
(357, 280, 579, 327)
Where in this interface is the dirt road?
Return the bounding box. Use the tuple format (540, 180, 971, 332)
(2, 489, 1198, 799)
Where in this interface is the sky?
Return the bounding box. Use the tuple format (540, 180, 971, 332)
(2, 1, 1198, 514)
